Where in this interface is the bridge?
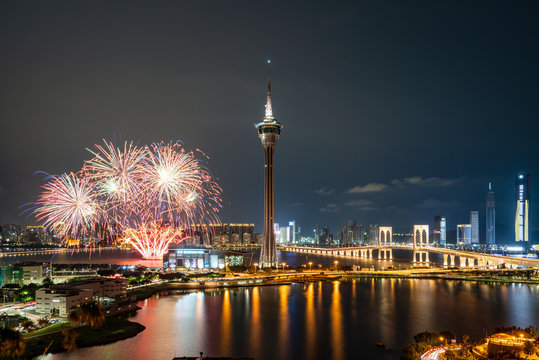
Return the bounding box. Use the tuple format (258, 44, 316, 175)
(282, 226, 539, 269)
(282, 245, 539, 269)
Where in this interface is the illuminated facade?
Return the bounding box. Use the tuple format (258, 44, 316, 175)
(457, 224, 472, 245)
(515, 172, 530, 242)
(486, 182, 495, 245)
(256, 60, 283, 267)
(433, 215, 446, 245)
(470, 211, 479, 244)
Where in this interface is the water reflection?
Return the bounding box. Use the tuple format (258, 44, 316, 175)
(278, 285, 290, 359)
(220, 289, 231, 354)
(249, 287, 261, 356)
(305, 283, 316, 359)
(42, 280, 539, 360)
(330, 281, 343, 360)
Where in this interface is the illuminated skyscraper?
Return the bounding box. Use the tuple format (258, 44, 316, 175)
(486, 182, 495, 245)
(433, 216, 446, 245)
(515, 172, 531, 242)
(256, 60, 283, 267)
(457, 224, 472, 245)
(470, 211, 479, 244)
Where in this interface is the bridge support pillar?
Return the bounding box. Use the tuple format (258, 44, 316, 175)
(443, 254, 448, 267)
(368, 249, 373, 258)
(412, 250, 429, 264)
(450, 255, 455, 267)
(460, 257, 466, 267)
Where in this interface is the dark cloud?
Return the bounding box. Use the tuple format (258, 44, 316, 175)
(345, 199, 373, 207)
(345, 183, 388, 194)
(315, 187, 335, 195)
(320, 203, 339, 213)
(391, 177, 462, 187)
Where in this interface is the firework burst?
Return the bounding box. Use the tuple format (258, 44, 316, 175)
(84, 140, 146, 202)
(34, 172, 100, 238)
(32, 139, 222, 259)
(124, 223, 183, 260)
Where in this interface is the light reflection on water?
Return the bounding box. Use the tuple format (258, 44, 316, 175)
(41, 279, 539, 360)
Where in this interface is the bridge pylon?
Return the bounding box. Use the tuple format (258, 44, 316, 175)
(412, 225, 429, 265)
(378, 226, 393, 260)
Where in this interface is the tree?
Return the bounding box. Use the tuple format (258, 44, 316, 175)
(523, 340, 535, 355)
(69, 301, 105, 328)
(439, 330, 456, 341)
(20, 317, 35, 331)
(461, 334, 470, 343)
(0, 328, 25, 358)
(62, 328, 78, 352)
(38, 317, 51, 328)
(414, 331, 440, 345)
(401, 343, 428, 360)
(41, 277, 54, 288)
(441, 346, 475, 360)
(97, 269, 116, 277)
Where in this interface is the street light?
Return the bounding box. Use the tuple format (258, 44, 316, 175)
(254, 263, 258, 273)
(334, 260, 339, 271)
(308, 261, 313, 271)
(281, 263, 286, 272)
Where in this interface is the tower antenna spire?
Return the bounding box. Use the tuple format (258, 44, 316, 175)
(265, 59, 273, 118)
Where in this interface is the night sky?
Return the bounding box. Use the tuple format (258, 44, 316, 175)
(1, 1, 538, 242)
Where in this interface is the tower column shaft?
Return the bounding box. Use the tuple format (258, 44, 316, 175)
(260, 144, 278, 267)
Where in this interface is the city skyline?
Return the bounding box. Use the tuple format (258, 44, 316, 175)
(0, 1, 538, 241)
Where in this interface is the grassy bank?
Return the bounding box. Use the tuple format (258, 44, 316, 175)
(23, 317, 145, 359)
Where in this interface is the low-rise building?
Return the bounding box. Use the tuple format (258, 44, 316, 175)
(36, 288, 93, 317)
(0, 263, 48, 287)
(163, 247, 246, 270)
(35, 277, 127, 317)
(52, 277, 127, 298)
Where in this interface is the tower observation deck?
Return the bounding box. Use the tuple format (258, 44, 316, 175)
(256, 60, 283, 268)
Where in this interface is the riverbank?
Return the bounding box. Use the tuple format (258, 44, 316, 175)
(24, 317, 145, 359)
(127, 270, 539, 298)
(345, 271, 539, 284)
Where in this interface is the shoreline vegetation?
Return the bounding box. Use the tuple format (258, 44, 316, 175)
(21, 317, 145, 359)
(402, 326, 539, 360)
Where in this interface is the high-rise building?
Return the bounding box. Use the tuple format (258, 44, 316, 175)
(470, 211, 479, 244)
(368, 225, 379, 245)
(339, 220, 363, 246)
(457, 224, 472, 245)
(256, 60, 283, 267)
(433, 216, 447, 245)
(289, 220, 297, 244)
(515, 172, 531, 242)
(486, 182, 495, 245)
(319, 226, 330, 246)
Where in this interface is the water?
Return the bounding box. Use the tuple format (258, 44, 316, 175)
(41, 279, 539, 360)
(1, 248, 441, 269)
